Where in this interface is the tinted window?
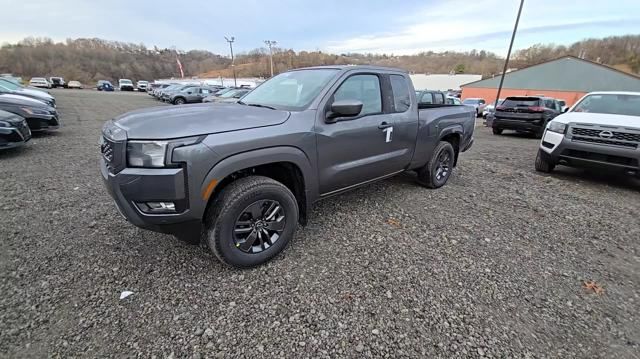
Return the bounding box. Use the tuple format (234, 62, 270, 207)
(420, 92, 433, 104)
(433, 93, 444, 105)
(544, 99, 556, 109)
(502, 97, 541, 107)
(390, 75, 410, 112)
(334, 74, 382, 116)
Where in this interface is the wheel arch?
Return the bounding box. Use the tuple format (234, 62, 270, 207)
(438, 125, 463, 166)
(200, 147, 316, 225)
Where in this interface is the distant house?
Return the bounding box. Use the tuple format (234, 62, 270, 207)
(461, 56, 640, 106)
(410, 74, 482, 91)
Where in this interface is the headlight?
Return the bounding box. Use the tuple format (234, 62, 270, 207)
(0, 121, 9, 128)
(20, 107, 50, 116)
(127, 141, 168, 167)
(547, 121, 567, 134)
(126, 136, 204, 168)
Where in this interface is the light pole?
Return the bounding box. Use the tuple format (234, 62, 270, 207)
(264, 40, 277, 77)
(494, 0, 524, 112)
(225, 36, 237, 87)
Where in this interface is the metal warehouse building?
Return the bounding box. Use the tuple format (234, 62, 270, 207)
(461, 56, 640, 106)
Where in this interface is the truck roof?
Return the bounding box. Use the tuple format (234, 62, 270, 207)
(291, 65, 408, 74)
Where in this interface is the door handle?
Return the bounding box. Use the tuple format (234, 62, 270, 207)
(378, 121, 392, 129)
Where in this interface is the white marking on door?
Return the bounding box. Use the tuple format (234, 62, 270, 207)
(384, 126, 393, 143)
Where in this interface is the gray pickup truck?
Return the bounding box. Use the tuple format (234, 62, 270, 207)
(101, 65, 475, 267)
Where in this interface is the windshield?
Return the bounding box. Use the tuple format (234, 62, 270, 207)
(462, 99, 479, 104)
(572, 94, 640, 117)
(120, 79, 132, 84)
(31, 78, 46, 82)
(0, 79, 20, 90)
(239, 69, 339, 110)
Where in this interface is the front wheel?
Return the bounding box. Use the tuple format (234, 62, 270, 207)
(492, 127, 503, 135)
(417, 141, 456, 189)
(204, 176, 298, 268)
(535, 149, 555, 173)
(173, 98, 186, 105)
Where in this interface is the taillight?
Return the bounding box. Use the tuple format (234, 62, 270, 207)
(528, 106, 545, 112)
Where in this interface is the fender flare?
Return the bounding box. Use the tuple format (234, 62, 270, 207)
(437, 124, 464, 140)
(199, 146, 317, 206)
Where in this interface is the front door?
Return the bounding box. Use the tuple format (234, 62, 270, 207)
(315, 73, 408, 195)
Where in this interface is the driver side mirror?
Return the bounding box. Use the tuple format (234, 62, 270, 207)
(563, 107, 569, 113)
(326, 100, 363, 122)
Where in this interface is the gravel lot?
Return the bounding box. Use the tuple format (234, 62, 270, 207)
(1, 89, 639, 358)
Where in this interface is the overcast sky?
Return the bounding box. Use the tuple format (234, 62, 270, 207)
(2, 0, 639, 56)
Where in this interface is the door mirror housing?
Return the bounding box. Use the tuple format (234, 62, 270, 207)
(326, 100, 363, 122)
(563, 107, 569, 113)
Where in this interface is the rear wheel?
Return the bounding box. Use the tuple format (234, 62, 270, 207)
(535, 149, 555, 173)
(204, 176, 298, 268)
(492, 127, 503, 135)
(417, 141, 455, 189)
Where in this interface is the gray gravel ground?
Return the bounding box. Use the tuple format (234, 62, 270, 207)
(1, 89, 639, 358)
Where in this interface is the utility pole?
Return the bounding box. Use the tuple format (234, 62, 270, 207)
(224, 36, 237, 87)
(494, 0, 524, 113)
(264, 40, 277, 77)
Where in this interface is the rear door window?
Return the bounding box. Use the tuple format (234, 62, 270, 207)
(389, 75, 411, 112)
(433, 93, 444, 105)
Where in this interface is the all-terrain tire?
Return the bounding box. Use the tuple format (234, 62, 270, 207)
(204, 176, 298, 268)
(416, 141, 456, 189)
(535, 149, 555, 173)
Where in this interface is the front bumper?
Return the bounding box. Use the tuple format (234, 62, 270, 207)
(25, 113, 60, 131)
(100, 158, 204, 237)
(540, 127, 640, 174)
(0, 123, 31, 149)
(493, 117, 544, 132)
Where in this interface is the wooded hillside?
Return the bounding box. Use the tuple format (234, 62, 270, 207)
(1, 35, 638, 84)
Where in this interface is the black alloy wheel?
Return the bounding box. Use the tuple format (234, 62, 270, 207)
(434, 150, 451, 183)
(232, 200, 286, 254)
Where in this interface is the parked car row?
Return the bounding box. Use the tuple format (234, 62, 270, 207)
(148, 83, 252, 105)
(0, 78, 59, 150)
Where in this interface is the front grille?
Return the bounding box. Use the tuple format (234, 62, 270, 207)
(101, 138, 114, 162)
(572, 136, 637, 149)
(101, 136, 125, 173)
(571, 127, 640, 148)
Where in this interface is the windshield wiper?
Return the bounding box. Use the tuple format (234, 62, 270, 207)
(238, 101, 276, 110)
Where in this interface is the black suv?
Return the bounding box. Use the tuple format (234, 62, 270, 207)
(492, 96, 562, 137)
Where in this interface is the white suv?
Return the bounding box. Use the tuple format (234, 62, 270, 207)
(118, 79, 134, 91)
(535, 91, 640, 178)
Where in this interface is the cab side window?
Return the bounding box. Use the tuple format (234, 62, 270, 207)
(334, 74, 382, 116)
(389, 75, 411, 112)
(433, 93, 444, 105)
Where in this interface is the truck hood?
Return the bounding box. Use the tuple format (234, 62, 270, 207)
(552, 112, 640, 129)
(114, 103, 291, 139)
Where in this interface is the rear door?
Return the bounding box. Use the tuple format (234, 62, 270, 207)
(315, 72, 415, 195)
(496, 97, 545, 121)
